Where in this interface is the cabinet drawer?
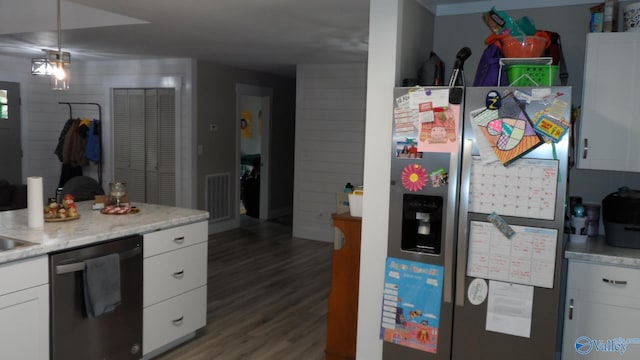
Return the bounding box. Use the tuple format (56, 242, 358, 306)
(144, 221, 207, 258)
(142, 285, 207, 355)
(143, 242, 207, 306)
(0, 256, 48, 296)
(567, 261, 640, 297)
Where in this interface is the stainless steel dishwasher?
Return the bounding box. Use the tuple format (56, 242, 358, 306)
(49, 234, 143, 360)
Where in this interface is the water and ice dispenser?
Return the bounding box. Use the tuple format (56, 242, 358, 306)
(401, 194, 443, 254)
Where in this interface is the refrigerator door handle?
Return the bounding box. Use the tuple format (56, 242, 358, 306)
(569, 298, 574, 320)
(443, 139, 462, 304)
(455, 139, 473, 307)
(583, 138, 588, 159)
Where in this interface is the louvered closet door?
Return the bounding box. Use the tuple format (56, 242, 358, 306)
(114, 89, 146, 203)
(113, 88, 175, 206)
(113, 89, 130, 181)
(145, 89, 176, 206)
(145, 90, 159, 204)
(156, 89, 176, 206)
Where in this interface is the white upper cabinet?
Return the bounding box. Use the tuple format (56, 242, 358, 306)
(577, 33, 640, 172)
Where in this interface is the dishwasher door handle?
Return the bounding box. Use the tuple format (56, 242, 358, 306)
(55, 246, 142, 275)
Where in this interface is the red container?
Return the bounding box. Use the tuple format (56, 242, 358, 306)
(501, 36, 549, 58)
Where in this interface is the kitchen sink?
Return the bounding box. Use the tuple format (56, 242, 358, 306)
(0, 238, 33, 251)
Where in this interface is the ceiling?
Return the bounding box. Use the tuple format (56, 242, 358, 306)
(0, 0, 595, 77)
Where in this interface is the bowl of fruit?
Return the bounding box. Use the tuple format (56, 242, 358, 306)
(44, 194, 80, 221)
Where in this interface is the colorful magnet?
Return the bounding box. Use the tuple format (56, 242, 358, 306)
(402, 164, 428, 192)
(430, 168, 448, 188)
(487, 212, 515, 239)
(485, 91, 501, 110)
(531, 111, 570, 143)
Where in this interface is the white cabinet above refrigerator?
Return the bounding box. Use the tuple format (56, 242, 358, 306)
(577, 33, 640, 172)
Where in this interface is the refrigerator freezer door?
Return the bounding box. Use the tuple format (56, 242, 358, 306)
(385, 86, 464, 360)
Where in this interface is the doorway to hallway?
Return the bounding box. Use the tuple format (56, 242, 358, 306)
(236, 84, 272, 220)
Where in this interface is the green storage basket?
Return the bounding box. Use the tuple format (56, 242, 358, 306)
(506, 64, 559, 86)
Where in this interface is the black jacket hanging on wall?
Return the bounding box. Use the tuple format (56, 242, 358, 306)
(54, 118, 76, 162)
(56, 119, 90, 187)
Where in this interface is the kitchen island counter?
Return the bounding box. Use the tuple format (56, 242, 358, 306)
(0, 201, 209, 264)
(565, 235, 640, 268)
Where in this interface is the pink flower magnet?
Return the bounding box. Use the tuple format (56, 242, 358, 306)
(401, 164, 428, 192)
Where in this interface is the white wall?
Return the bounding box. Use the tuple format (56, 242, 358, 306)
(293, 63, 367, 242)
(0, 55, 195, 208)
(357, 0, 397, 358)
(196, 61, 296, 233)
(357, 0, 437, 358)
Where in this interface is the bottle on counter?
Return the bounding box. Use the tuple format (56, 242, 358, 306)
(56, 187, 63, 205)
(565, 196, 583, 233)
(570, 204, 589, 242)
(603, 0, 618, 32)
(342, 183, 354, 207)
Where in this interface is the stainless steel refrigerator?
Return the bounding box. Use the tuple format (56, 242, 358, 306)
(382, 86, 571, 359)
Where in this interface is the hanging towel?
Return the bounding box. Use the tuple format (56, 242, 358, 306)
(83, 253, 121, 318)
(85, 119, 101, 163)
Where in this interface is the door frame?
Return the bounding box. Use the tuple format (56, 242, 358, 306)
(103, 74, 190, 208)
(236, 84, 273, 220)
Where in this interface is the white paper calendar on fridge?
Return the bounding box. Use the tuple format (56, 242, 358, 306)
(466, 221, 558, 288)
(468, 157, 559, 220)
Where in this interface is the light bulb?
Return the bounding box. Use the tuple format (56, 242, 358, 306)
(52, 64, 66, 80)
(51, 63, 70, 90)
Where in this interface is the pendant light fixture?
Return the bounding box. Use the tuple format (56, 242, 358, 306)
(31, 0, 71, 90)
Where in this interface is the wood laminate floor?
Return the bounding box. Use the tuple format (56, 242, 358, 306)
(156, 216, 333, 360)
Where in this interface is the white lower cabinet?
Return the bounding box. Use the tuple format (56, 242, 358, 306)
(143, 286, 207, 353)
(562, 261, 640, 359)
(142, 221, 208, 356)
(0, 256, 49, 360)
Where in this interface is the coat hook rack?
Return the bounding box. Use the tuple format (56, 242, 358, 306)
(58, 102, 103, 186)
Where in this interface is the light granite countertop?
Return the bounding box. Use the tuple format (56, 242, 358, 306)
(0, 201, 209, 264)
(565, 235, 640, 268)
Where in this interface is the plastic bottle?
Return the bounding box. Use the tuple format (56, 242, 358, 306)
(604, 0, 617, 32)
(343, 183, 354, 207)
(56, 187, 63, 204)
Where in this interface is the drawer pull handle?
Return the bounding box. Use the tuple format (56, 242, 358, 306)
(569, 298, 574, 320)
(602, 278, 627, 286)
(583, 138, 588, 159)
(172, 316, 184, 326)
(172, 270, 185, 278)
(173, 236, 185, 244)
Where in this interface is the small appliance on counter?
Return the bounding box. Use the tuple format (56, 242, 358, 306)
(602, 187, 640, 248)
